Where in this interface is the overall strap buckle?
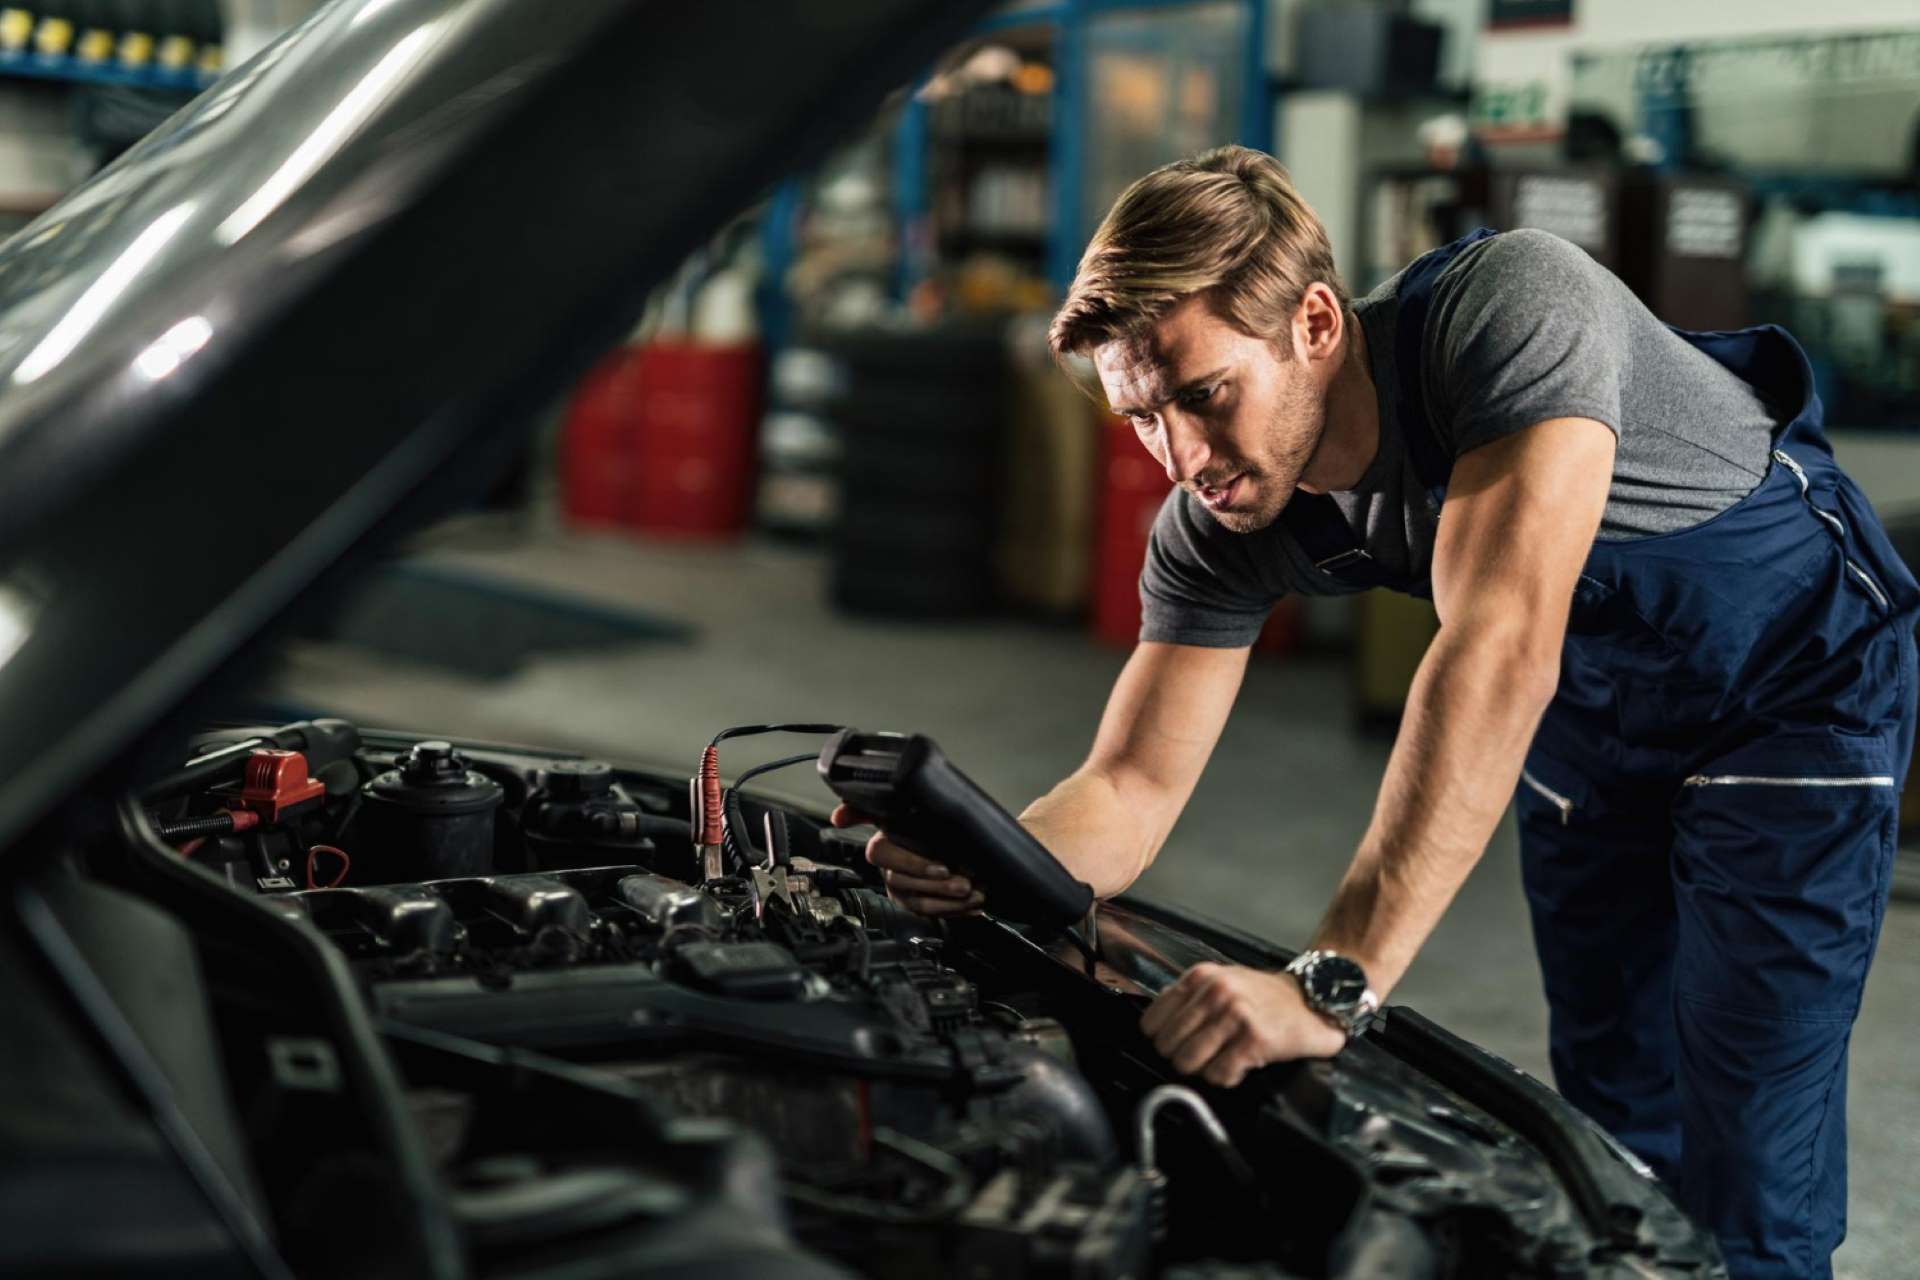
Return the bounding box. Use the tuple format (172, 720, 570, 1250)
(1314, 548, 1373, 572)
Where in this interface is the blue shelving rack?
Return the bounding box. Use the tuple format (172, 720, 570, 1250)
(896, 0, 1271, 298)
(756, 0, 1273, 349)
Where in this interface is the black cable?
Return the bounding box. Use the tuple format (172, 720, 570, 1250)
(732, 751, 821, 789)
(150, 811, 243, 841)
(722, 791, 752, 872)
(709, 723, 843, 748)
(722, 752, 819, 872)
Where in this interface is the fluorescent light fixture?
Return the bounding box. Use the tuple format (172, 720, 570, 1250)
(134, 314, 214, 380)
(13, 203, 196, 385)
(350, 0, 411, 27)
(0, 583, 34, 673)
(217, 23, 439, 246)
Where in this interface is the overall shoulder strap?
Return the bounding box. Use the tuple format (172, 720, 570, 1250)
(1282, 228, 1497, 589)
(1391, 227, 1494, 492)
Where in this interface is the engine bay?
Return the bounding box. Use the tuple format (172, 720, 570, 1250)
(95, 717, 1723, 1279)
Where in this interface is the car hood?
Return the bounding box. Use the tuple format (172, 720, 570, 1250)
(0, 0, 989, 853)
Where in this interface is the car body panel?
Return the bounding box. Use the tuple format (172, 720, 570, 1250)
(0, 0, 990, 852)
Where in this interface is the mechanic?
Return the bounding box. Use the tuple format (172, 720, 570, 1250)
(836, 145, 1917, 1279)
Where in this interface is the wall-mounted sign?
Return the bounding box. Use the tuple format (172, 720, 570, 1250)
(1512, 175, 1607, 251)
(1488, 0, 1575, 31)
(1470, 80, 1555, 136)
(1667, 188, 1743, 260)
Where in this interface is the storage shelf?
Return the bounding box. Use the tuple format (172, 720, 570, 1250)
(0, 50, 214, 92)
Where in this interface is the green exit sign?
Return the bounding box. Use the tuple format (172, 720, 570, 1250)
(1471, 81, 1551, 130)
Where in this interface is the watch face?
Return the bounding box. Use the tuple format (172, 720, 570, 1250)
(1304, 955, 1369, 1011)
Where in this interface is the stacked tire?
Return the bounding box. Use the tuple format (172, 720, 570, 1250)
(818, 327, 1008, 617)
(756, 347, 846, 542)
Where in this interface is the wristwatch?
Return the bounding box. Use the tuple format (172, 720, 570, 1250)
(1284, 949, 1379, 1038)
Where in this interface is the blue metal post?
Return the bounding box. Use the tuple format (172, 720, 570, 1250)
(1635, 45, 1693, 174)
(892, 92, 932, 301)
(1241, 0, 1270, 155)
(1047, 0, 1089, 293)
(755, 177, 804, 352)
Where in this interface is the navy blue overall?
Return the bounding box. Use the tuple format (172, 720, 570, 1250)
(1284, 229, 1918, 1279)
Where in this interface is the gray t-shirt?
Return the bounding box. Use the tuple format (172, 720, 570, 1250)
(1140, 228, 1778, 647)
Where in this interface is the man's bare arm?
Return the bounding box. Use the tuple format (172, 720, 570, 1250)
(1019, 640, 1251, 897)
(1310, 417, 1615, 996)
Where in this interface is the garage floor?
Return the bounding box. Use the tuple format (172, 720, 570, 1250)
(269, 516, 1918, 1280)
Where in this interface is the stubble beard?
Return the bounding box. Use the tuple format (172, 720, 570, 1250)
(1204, 384, 1326, 535)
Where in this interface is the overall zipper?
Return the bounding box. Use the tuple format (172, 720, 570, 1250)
(1847, 560, 1890, 610)
(1772, 449, 1890, 611)
(1519, 769, 1574, 825)
(1772, 449, 1845, 538)
(1682, 773, 1895, 788)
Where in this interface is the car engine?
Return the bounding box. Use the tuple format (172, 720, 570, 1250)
(104, 717, 1723, 1279)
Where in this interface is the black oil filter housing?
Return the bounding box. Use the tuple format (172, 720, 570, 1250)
(360, 741, 504, 880)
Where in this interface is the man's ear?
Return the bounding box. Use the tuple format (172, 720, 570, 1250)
(1295, 282, 1343, 363)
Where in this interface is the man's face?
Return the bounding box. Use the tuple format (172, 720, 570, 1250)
(1093, 293, 1329, 534)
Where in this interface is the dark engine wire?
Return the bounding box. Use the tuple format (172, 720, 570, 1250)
(731, 751, 823, 791)
(720, 751, 819, 871)
(709, 723, 842, 748)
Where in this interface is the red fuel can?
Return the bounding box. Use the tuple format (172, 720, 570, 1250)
(559, 347, 641, 528)
(1089, 413, 1301, 654)
(1092, 415, 1171, 647)
(626, 340, 763, 540)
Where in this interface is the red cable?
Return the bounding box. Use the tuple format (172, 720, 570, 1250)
(306, 844, 350, 889)
(699, 745, 724, 843)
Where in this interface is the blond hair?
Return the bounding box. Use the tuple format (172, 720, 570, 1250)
(1048, 146, 1345, 376)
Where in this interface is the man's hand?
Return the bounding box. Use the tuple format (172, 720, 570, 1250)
(1140, 962, 1346, 1087)
(829, 803, 985, 917)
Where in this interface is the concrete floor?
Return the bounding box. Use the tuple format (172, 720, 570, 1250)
(270, 519, 1918, 1279)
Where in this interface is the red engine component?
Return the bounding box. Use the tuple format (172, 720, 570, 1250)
(232, 749, 326, 823)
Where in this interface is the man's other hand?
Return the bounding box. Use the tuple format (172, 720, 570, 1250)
(1140, 962, 1346, 1087)
(829, 803, 984, 917)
